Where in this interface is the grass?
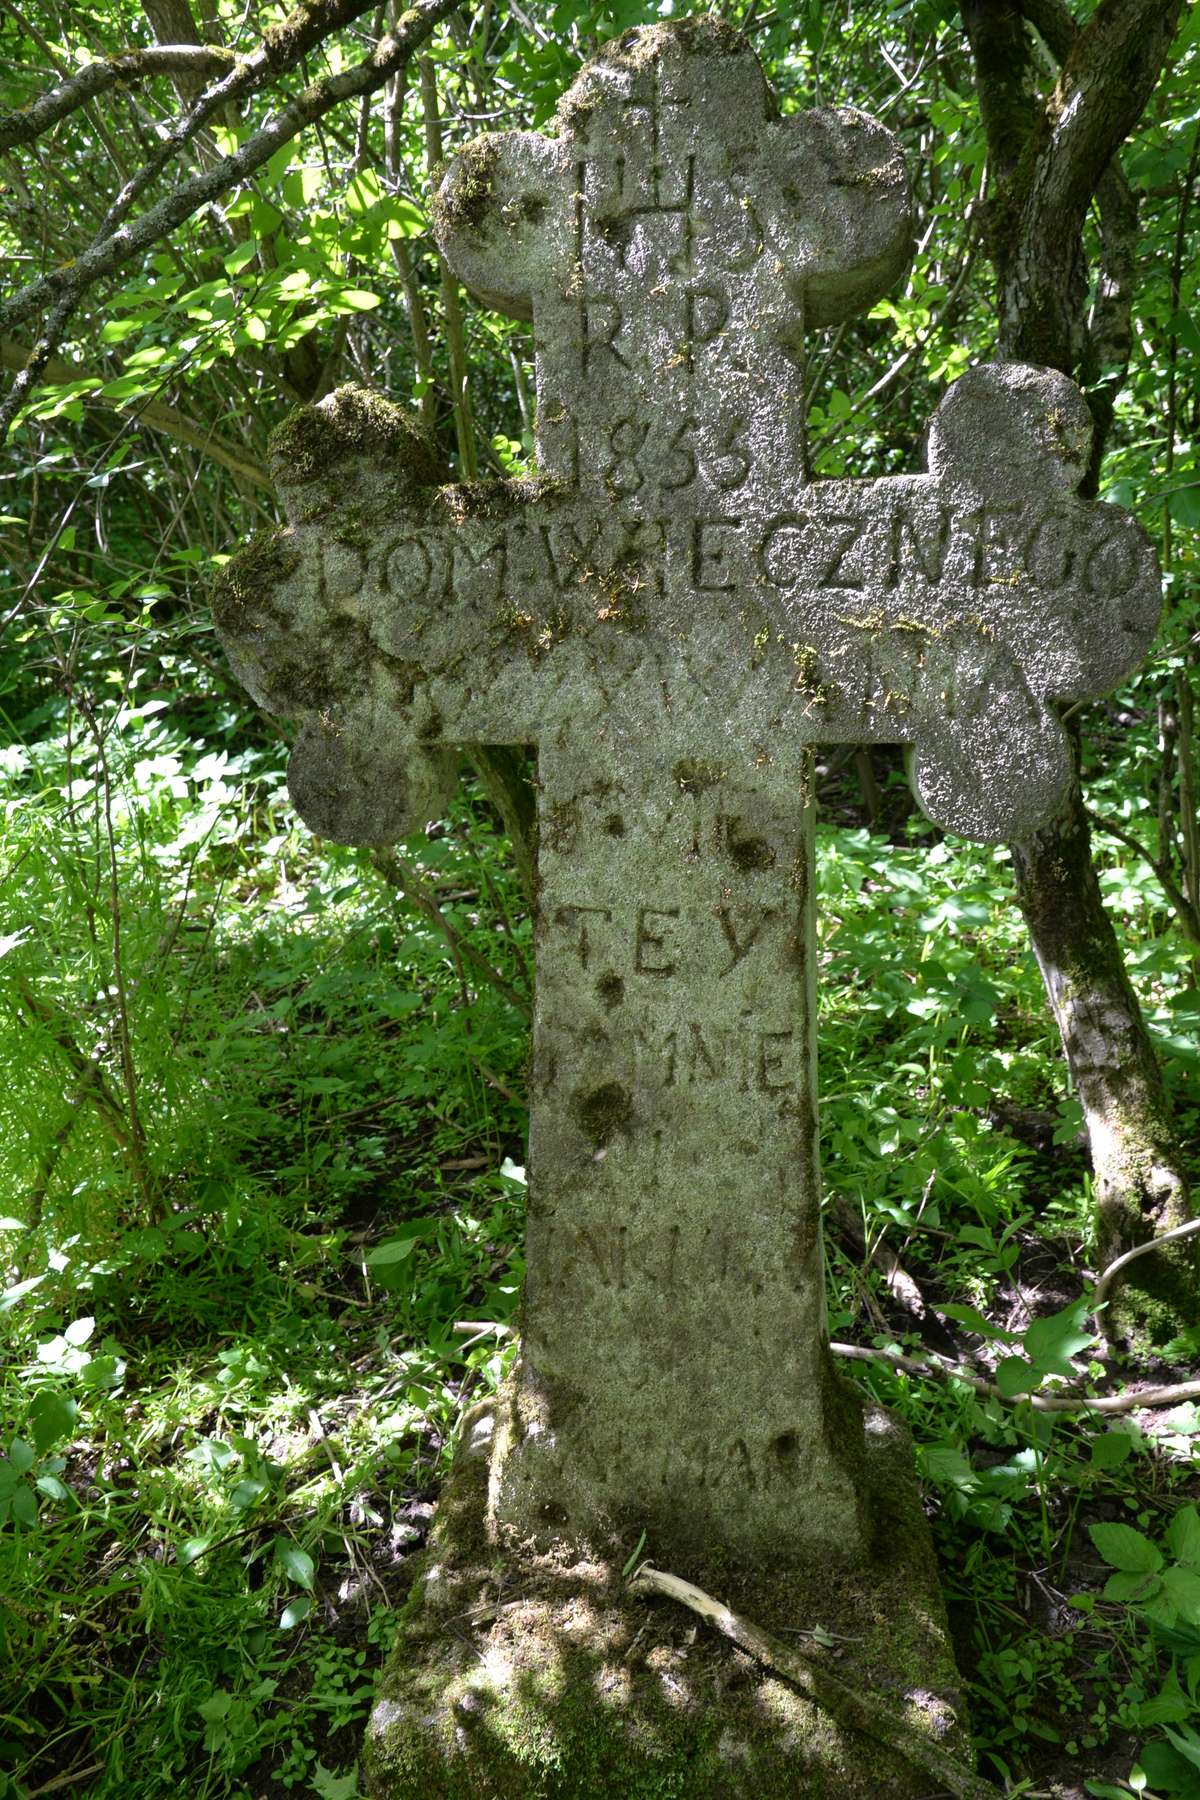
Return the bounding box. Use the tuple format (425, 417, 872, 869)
(0, 685, 1197, 1799)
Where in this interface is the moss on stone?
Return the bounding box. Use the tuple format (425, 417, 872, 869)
(270, 385, 446, 489)
(432, 135, 502, 237)
(672, 758, 726, 795)
(437, 475, 562, 525)
(210, 528, 301, 637)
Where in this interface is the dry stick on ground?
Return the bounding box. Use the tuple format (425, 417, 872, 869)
(629, 1565, 1001, 1800)
(1092, 1217, 1200, 1322)
(830, 1341, 1200, 1414)
(446, 1323, 1200, 1415)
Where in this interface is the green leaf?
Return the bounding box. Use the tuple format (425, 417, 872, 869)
(920, 1445, 975, 1489)
(996, 1356, 1037, 1398)
(344, 169, 382, 214)
(312, 1764, 360, 1799)
(1103, 1570, 1161, 1604)
(937, 1303, 1018, 1341)
(1168, 1505, 1200, 1571)
(365, 1224, 432, 1266)
(229, 1477, 268, 1511)
(64, 1316, 94, 1348)
(1091, 1431, 1135, 1470)
(10, 1486, 37, 1527)
(1168, 485, 1200, 528)
(29, 1391, 78, 1454)
(1162, 1567, 1200, 1623)
(1165, 1727, 1200, 1774)
(275, 1540, 315, 1590)
(279, 1595, 312, 1630)
(1138, 1739, 1200, 1795)
(1090, 1522, 1164, 1574)
(1140, 1669, 1193, 1728)
(8, 1439, 34, 1475)
(1023, 1298, 1093, 1374)
(328, 289, 381, 313)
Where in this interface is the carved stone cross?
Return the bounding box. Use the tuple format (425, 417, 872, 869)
(215, 21, 1160, 1574)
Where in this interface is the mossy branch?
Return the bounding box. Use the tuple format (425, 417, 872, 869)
(0, 45, 236, 154)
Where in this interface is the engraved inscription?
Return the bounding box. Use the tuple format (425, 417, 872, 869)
(634, 905, 680, 977)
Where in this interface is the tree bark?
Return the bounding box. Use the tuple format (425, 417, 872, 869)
(962, 0, 1196, 1337)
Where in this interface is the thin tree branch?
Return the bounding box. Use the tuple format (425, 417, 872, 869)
(0, 0, 462, 341)
(1087, 807, 1200, 946)
(830, 1341, 1200, 1415)
(1093, 1218, 1200, 1320)
(370, 846, 531, 1018)
(630, 1565, 1001, 1800)
(0, 45, 235, 154)
(0, 0, 462, 444)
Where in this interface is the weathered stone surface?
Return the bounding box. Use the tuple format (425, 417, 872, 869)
(211, 17, 1164, 1796)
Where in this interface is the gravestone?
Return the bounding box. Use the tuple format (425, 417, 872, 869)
(213, 21, 1162, 1797)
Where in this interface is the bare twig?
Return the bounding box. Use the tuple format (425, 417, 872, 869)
(1087, 808, 1200, 946)
(830, 1340, 1200, 1415)
(1092, 1217, 1200, 1321)
(370, 846, 531, 1019)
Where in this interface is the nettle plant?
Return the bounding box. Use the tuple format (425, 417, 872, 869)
(1083, 1505, 1200, 1800)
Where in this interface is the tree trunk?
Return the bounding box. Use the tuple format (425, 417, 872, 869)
(962, 0, 1196, 1337)
(1010, 731, 1196, 1336)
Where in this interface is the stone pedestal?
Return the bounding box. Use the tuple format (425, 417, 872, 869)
(363, 1404, 968, 1800)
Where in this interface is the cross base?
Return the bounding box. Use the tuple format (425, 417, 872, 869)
(362, 1403, 971, 1800)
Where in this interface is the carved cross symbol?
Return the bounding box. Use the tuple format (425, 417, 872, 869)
(215, 22, 1162, 1564)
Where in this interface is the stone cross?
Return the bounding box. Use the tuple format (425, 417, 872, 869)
(215, 22, 1161, 1570)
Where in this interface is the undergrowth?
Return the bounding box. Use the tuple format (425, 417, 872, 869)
(0, 678, 1197, 1800)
